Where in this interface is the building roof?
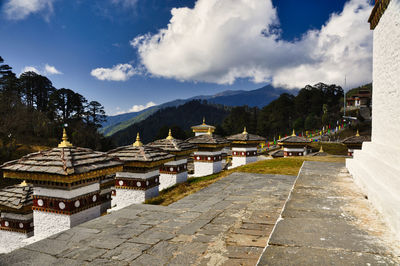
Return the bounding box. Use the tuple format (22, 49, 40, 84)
(0, 183, 33, 210)
(1, 146, 122, 176)
(270, 149, 284, 158)
(186, 131, 230, 146)
(108, 134, 174, 164)
(147, 130, 197, 153)
(226, 127, 266, 143)
(368, 0, 391, 30)
(278, 131, 311, 144)
(342, 132, 370, 144)
(191, 118, 216, 133)
(0, 130, 123, 184)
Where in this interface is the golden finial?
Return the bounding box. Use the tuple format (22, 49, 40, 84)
(58, 128, 73, 148)
(292, 129, 296, 136)
(19, 180, 28, 187)
(207, 127, 212, 135)
(319, 144, 324, 153)
(356, 129, 360, 137)
(166, 129, 174, 140)
(278, 135, 281, 140)
(243, 127, 248, 134)
(133, 133, 143, 146)
(202, 117, 206, 125)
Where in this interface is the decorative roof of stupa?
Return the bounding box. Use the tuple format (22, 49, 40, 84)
(0, 129, 123, 182)
(227, 127, 266, 143)
(186, 128, 230, 147)
(147, 129, 197, 154)
(108, 133, 174, 166)
(191, 118, 216, 133)
(342, 130, 370, 144)
(278, 130, 311, 144)
(0, 183, 33, 211)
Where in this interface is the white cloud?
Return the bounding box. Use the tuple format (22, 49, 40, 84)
(128, 101, 157, 112)
(131, 0, 373, 89)
(21, 66, 41, 75)
(44, 64, 62, 75)
(115, 101, 157, 115)
(3, 0, 55, 20)
(90, 63, 139, 81)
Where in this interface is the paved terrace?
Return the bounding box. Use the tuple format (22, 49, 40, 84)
(259, 161, 400, 265)
(0, 172, 296, 265)
(1, 161, 399, 265)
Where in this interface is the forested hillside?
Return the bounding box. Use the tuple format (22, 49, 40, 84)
(111, 101, 230, 145)
(210, 83, 345, 139)
(0, 56, 112, 164)
(112, 83, 346, 144)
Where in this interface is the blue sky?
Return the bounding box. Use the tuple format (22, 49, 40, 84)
(0, 0, 373, 115)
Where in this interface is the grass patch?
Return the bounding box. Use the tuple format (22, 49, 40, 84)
(145, 155, 345, 206)
(309, 142, 348, 156)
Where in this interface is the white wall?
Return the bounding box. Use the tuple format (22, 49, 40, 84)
(159, 172, 187, 190)
(347, 0, 400, 240)
(113, 186, 159, 210)
(0, 230, 31, 254)
(193, 161, 222, 177)
(33, 205, 100, 239)
(34, 183, 99, 199)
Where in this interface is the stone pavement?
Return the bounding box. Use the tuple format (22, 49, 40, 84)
(258, 161, 400, 265)
(0, 172, 296, 265)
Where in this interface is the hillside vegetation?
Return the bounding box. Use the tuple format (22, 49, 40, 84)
(0, 56, 112, 164)
(114, 82, 347, 143)
(101, 85, 295, 137)
(111, 101, 230, 145)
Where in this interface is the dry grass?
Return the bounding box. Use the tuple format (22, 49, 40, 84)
(145, 155, 345, 206)
(309, 142, 348, 156)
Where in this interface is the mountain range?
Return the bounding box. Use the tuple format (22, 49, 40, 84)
(100, 85, 297, 137)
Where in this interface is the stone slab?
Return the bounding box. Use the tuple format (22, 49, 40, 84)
(258, 161, 400, 265)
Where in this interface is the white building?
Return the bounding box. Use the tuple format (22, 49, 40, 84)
(148, 129, 197, 190)
(278, 130, 311, 157)
(0, 129, 123, 239)
(0, 183, 33, 253)
(346, 0, 400, 240)
(187, 128, 230, 177)
(227, 127, 265, 168)
(108, 133, 174, 209)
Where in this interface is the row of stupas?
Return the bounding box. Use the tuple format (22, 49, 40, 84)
(0, 119, 266, 252)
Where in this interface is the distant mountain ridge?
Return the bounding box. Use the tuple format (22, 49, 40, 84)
(100, 85, 297, 137)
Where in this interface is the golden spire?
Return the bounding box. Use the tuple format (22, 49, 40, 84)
(166, 129, 174, 140)
(133, 133, 143, 146)
(356, 129, 360, 137)
(292, 129, 296, 136)
(319, 144, 324, 153)
(243, 127, 248, 134)
(19, 180, 28, 187)
(58, 128, 73, 148)
(207, 127, 213, 135)
(202, 117, 206, 125)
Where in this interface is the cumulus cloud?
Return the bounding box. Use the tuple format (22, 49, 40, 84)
(21, 66, 41, 75)
(115, 101, 157, 115)
(20, 64, 62, 76)
(44, 64, 62, 75)
(131, 0, 373, 89)
(91, 63, 139, 81)
(128, 101, 157, 112)
(3, 0, 55, 20)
